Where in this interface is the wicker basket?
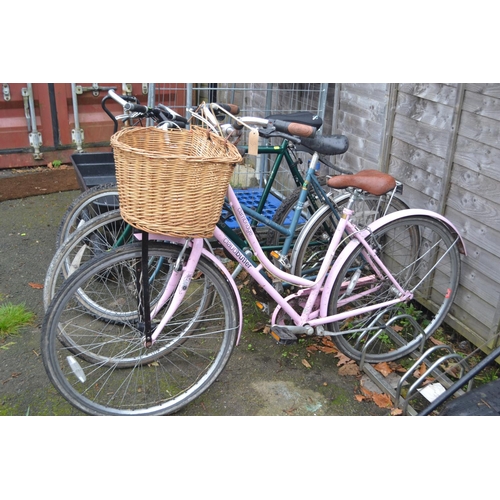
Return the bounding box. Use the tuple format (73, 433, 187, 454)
(110, 126, 242, 238)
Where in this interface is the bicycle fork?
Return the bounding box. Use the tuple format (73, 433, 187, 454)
(138, 237, 204, 347)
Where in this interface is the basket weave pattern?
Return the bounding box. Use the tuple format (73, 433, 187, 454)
(110, 126, 242, 238)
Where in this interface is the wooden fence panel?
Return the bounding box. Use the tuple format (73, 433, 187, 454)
(333, 83, 389, 173)
(331, 82, 500, 353)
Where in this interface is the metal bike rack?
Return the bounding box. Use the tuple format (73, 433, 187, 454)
(358, 325, 472, 415)
(396, 345, 472, 415)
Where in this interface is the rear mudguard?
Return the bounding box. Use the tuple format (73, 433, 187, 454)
(319, 208, 466, 317)
(136, 234, 243, 344)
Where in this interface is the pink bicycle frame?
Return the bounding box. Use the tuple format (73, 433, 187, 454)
(143, 185, 466, 344)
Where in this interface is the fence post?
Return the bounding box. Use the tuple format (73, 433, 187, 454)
(437, 83, 466, 215)
(379, 83, 398, 174)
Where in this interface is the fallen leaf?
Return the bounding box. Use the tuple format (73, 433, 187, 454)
(338, 362, 360, 377)
(389, 361, 406, 373)
(374, 362, 393, 377)
(321, 337, 335, 348)
(444, 363, 461, 377)
(414, 363, 427, 378)
(391, 408, 403, 416)
(301, 359, 312, 369)
(355, 394, 366, 402)
(360, 386, 373, 398)
(372, 392, 392, 408)
(252, 322, 266, 332)
(429, 336, 445, 346)
(317, 345, 337, 354)
(421, 376, 436, 386)
(306, 345, 319, 353)
(335, 352, 351, 367)
(28, 282, 44, 289)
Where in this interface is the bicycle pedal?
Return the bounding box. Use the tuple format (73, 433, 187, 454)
(255, 301, 269, 313)
(270, 251, 291, 269)
(270, 326, 298, 345)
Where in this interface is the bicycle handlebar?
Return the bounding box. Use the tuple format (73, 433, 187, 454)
(106, 89, 189, 128)
(107, 90, 150, 115)
(107, 90, 239, 129)
(107, 89, 322, 147)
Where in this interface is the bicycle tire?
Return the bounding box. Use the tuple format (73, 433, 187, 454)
(41, 242, 239, 416)
(290, 193, 411, 279)
(326, 215, 461, 363)
(53, 241, 215, 366)
(44, 209, 131, 310)
(56, 183, 119, 248)
(264, 179, 328, 248)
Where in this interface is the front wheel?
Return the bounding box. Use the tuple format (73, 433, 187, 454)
(44, 209, 131, 310)
(326, 215, 461, 363)
(56, 183, 119, 248)
(41, 242, 239, 416)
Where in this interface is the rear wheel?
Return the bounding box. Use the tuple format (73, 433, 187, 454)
(264, 180, 328, 251)
(291, 194, 411, 280)
(326, 215, 461, 363)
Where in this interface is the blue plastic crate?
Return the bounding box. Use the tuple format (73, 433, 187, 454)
(221, 188, 305, 229)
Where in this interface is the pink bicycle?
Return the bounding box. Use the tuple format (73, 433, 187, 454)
(41, 119, 465, 416)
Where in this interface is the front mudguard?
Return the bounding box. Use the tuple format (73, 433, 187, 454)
(136, 234, 244, 345)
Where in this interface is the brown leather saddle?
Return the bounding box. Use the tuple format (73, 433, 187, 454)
(327, 169, 396, 196)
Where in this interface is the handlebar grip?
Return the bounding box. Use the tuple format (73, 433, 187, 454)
(271, 119, 316, 138)
(216, 103, 240, 115)
(125, 102, 149, 114)
(120, 95, 139, 103)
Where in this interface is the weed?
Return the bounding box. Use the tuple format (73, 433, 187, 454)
(475, 367, 500, 384)
(0, 302, 35, 338)
(0, 342, 17, 351)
